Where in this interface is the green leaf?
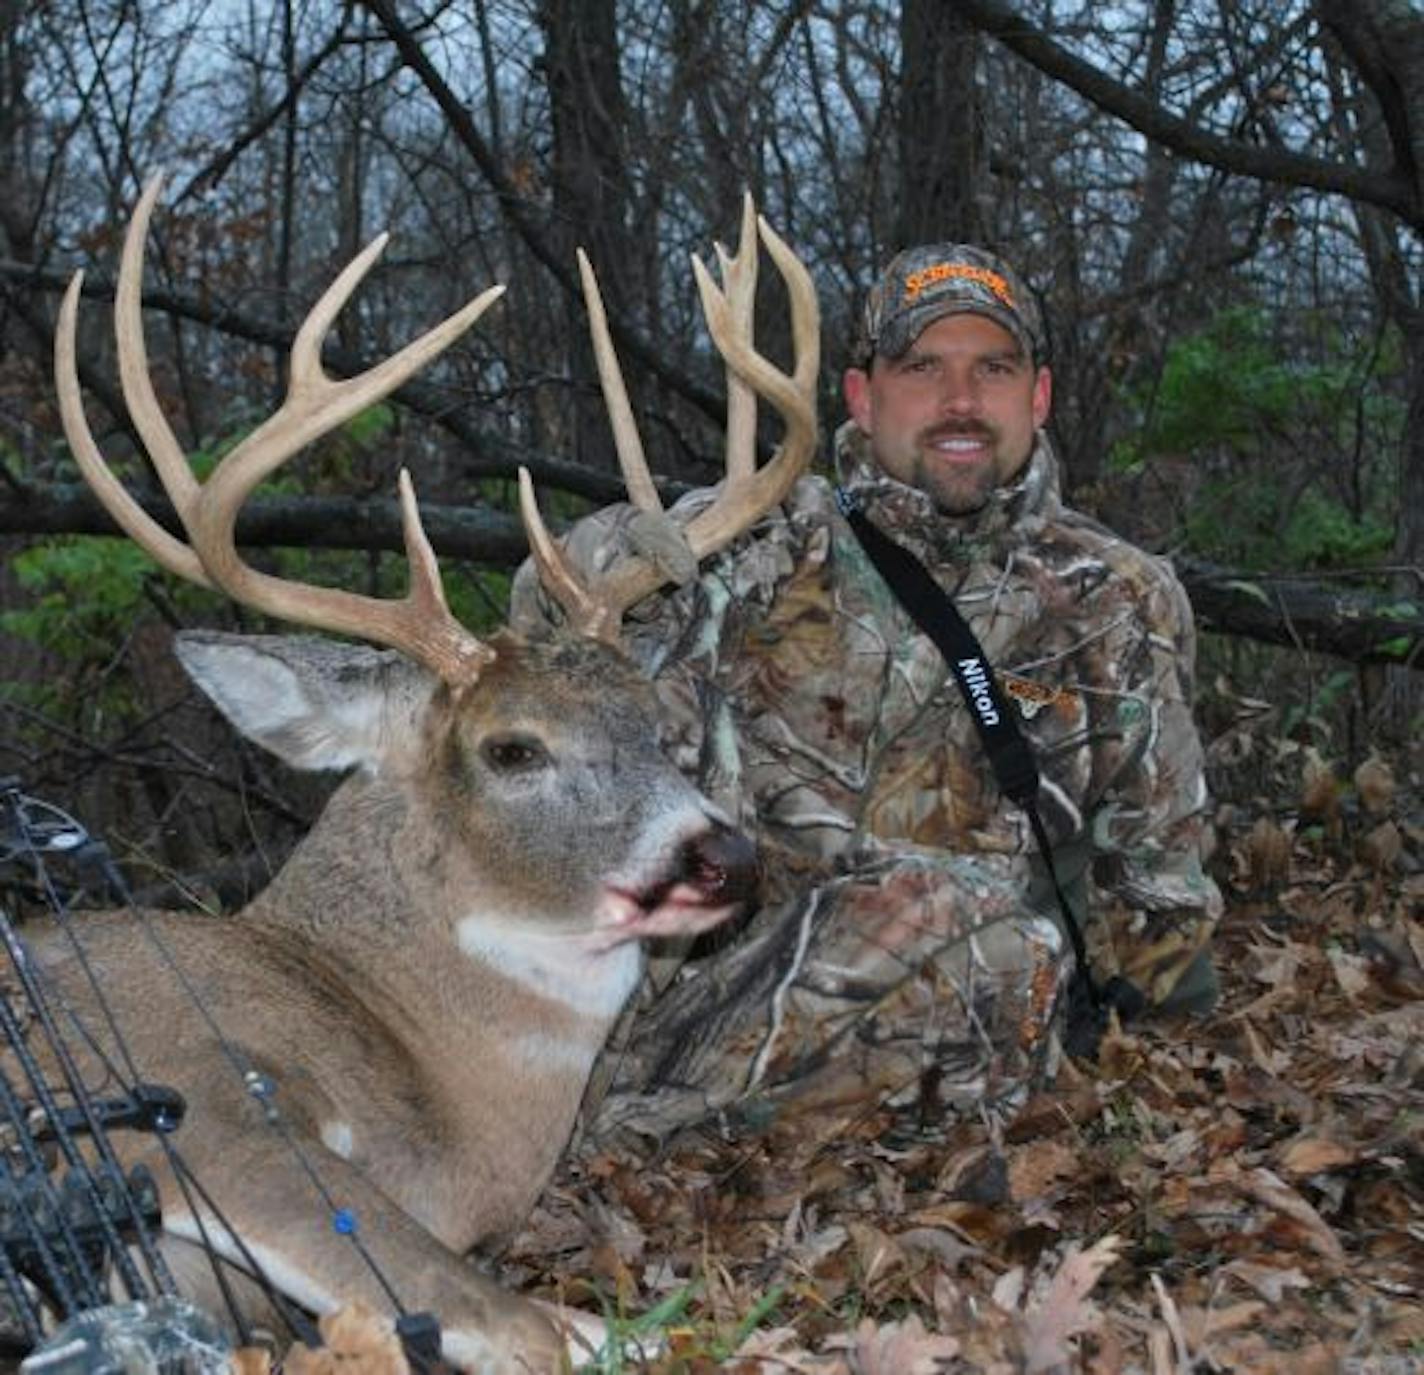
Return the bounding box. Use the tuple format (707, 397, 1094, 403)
(715, 1282, 786, 1357)
(1373, 636, 1414, 658)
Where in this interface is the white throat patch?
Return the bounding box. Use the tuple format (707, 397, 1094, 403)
(456, 917, 643, 1019)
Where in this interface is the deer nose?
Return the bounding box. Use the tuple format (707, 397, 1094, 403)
(680, 825, 759, 908)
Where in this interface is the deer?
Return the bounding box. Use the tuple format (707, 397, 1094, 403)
(32, 175, 819, 1373)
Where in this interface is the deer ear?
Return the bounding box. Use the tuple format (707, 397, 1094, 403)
(174, 631, 434, 774)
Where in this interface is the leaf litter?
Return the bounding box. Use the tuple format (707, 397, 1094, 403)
(499, 757, 1423, 1373)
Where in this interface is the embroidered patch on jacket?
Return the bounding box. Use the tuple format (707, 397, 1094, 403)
(1001, 673, 1074, 719)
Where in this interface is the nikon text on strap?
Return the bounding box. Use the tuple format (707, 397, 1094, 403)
(832, 486, 1144, 1055)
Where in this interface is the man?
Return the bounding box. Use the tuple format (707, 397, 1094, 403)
(512, 244, 1222, 1140)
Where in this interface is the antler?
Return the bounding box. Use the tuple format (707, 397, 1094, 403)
(55, 174, 506, 685)
(519, 194, 820, 643)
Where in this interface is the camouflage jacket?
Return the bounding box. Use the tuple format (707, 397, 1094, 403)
(511, 430, 1222, 1122)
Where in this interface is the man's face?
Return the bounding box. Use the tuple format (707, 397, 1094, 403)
(844, 313, 1051, 516)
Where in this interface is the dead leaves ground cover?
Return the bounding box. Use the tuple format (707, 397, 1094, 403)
(508, 762, 1424, 1373)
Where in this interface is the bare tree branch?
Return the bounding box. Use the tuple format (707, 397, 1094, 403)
(356, 0, 729, 426)
(0, 258, 648, 504)
(947, 0, 1423, 229)
(172, 19, 353, 204)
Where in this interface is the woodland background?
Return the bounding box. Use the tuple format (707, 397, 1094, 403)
(0, 2, 1421, 1371)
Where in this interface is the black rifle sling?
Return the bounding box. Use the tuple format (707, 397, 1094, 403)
(833, 487, 1141, 1053)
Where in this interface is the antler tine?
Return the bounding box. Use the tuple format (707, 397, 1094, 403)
(675, 211, 818, 558)
(577, 248, 662, 514)
(758, 214, 821, 402)
(517, 467, 620, 644)
(717, 194, 760, 486)
(534, 202, 819, 637)
(536, 248, 695, 641)
(584, 204, 818, 624)
(116, 174, 207, 523)
(201, 240, 506, 521)
(190, 248, 506, 681)
(60, 177, 506, 685)
(56, 268, 215, 586)
(56, 173, 215, 586)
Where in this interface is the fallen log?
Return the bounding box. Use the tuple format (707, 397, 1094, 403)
(1175, 557, 1422, 668)
(2, 487, 1420, 668)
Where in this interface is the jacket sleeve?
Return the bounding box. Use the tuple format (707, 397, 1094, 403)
(1079, 565, 1223, 1006)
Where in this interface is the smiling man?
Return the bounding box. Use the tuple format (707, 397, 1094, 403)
(513, 242, 1223, 1141)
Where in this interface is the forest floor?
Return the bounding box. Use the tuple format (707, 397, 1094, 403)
(510, 753, 1424, 1374)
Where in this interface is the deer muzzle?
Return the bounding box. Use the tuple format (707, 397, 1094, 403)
(675, 824, 759, 911)
(592, 821, 759, 948)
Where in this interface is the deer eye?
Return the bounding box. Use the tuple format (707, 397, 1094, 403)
(479, 733, 549, 774)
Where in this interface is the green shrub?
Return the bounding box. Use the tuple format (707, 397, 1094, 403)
(1111, 307, 1402, 570)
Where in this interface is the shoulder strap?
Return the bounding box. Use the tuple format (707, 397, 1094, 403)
(833, 487, 1142, 1053)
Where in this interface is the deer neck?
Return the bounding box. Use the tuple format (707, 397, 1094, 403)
(245, 773, 643, 1029)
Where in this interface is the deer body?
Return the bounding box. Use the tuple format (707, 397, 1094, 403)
(48, 177, 818, 1370)
(34, 629, 754, 1368)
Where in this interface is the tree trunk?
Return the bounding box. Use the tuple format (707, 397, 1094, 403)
(0, 0, 36, 261)
(537, 0, 634, 473)
(1058, 0, 1179, 493)
(897, 0, 982, 245)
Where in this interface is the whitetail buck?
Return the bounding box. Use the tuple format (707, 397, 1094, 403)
(38, 176, 818, 1372)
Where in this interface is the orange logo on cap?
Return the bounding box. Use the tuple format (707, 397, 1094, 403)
(903, 263, 1016, 308)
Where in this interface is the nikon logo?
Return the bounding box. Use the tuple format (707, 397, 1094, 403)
(958, 657, 1000, 726)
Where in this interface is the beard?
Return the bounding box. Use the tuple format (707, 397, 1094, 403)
(909, 421, 1004, 516)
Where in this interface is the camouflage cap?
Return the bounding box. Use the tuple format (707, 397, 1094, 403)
(855, 244, 1047, 366)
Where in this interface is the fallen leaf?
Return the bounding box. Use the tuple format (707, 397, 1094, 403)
(784, 1219, 851, 1270)
(1237, 1168, 1347, 1270)
(906, 1199, 1008, 1246)
(1009, 1138, 1080, 1201)
(1326, 947, 1371, 1000)
(1223, 1259, 1313, 1303)
(1166, 1299, 1266, 1352)
(1245, 815, 1293, 887)
(1300, 748, 1340, 824)
(734, 1324, 835, 1371)
(1359, 925, 1424, 1000)
(822, 1315, 960, 1373)
(897, 1225, 981, 1269)
(992, 1264, 1027, 1313)
(1277, 1136, 1357, 1178)
(1242, 1017, 1292, 1075)
(847, 1220, 910, 1290)
(1353, 755, 1395, 815)
(1145, 1127, 1203, 1174)
(1247, 942, 1304, 989)
(284, 1305, 409, 1375)
(1021, 1236, 1122, 1374)
(1358, 819, 1402, 871)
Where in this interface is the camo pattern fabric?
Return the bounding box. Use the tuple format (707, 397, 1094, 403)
(510, 428, 1222, 1139)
